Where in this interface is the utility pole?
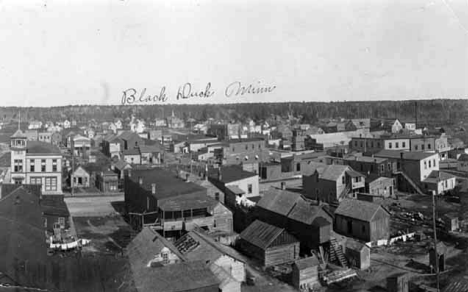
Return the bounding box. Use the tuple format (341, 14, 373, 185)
(432, 191, 440, 291)
(71, 146, 74, 196)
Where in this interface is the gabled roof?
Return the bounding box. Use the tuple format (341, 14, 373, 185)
(40, 195, 70, 217)
(126, 227, 186, 266)
(240, 220, 297, 250)
(335, 199, 390, 222)
(132, 260, 219, 292)
(114, 160, 131, 171)
(11, 129, 26, 138)
(175, 229, 245, 263)
(122, 148, 140, 155)
(287, 199, 331, 226)
(458, 153, 468, 162)
(256, 188, 301, 217)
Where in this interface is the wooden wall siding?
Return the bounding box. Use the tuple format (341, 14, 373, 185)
(264, 242, 300, 267)
(256, 207, 288, 229)
(239, 239, 265, 264)
(335, 214, 390, 242)
(345, 248, 370, 270)
(334, 216, 371, 242)
(291, 266, 319, 289)
(214, 256, 246, 283)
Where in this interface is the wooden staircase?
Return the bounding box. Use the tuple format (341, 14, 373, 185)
(394, 171, 425, 195)
(329, 238, 347, 267)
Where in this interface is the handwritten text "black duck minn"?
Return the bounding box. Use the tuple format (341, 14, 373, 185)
(121, 81, 276, 105)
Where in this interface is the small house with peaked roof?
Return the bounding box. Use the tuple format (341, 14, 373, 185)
(345, 238, 370, 270)
(334, 199, 391, 242)
(239, 220, 299, 267)
(429, 241, 447, 272)
(69, 165, 90, 188)
(292, 256, 321, 290)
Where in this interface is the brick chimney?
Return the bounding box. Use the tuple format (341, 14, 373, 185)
(151, 183, 156, 195)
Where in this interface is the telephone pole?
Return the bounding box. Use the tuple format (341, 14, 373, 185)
(432, 191, 440, 291)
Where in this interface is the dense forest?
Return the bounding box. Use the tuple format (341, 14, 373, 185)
(0, 99, 466, 126)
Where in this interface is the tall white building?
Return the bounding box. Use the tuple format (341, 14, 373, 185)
(10, 129, 63, 194)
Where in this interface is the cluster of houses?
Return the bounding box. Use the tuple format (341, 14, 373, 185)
(2, 112, 468, 291)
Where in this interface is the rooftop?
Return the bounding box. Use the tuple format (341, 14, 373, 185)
(374, 150, 437, 161)
(27, 141, 61, 155)
(344, 155, 387, 163)
(335, 199, 390, 222)
(209, 165, 257, 184)
(240, 220, 297, 250)
(128, 168, 207, 200)
(294, 256, 320, 270)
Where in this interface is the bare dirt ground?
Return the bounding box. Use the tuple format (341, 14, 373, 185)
(65, 195, 123, 217)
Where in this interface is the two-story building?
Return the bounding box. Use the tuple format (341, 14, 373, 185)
(10, 130, 62, 194)
(71, 134, 91, 158)
(302, 163, 365, 204)
(124, 168, 233, 238)
(343, 155, 392, 178)
(373, 150, 439, 194)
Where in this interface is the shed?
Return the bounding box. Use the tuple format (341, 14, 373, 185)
(442, 213, 459, 232)
(239, 220, 299, 267)
(70, 165, 90, 188)
(334, 199, 391, 242)
(345, 239, 370, 270)
(386, 273, 409, 292)
(429, 242, 447, 272)
(291, 256, 321, 290)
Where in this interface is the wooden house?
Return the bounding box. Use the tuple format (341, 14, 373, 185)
(387, 273, 409, 292)
(41, 195, 71, 232)
(345, 239, 370, 270)
(429, 242, 447, 272)
(239, 220, 299, 267)
(96, 171, 119, 192)
(442, 213, 459, 232)
(291, 256, 321, 290)
(334, 199, 391, 243)
(70, 165, 91, 188)
(255, 188, 333, 250)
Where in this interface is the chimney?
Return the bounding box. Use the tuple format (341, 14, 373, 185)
(138, 177, 143, 185)
(151, 183, 156, 195)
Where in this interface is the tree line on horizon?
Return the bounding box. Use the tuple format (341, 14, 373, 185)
(0, 99, 466, 126)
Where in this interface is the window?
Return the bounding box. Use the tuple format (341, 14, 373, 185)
(245, 145, 248, 150)
(371, 141, 374, 148)
(14, 160, 23, 172)
(402, 142, 406, 148)
(355, 177, 360, 183)
(381, 164, 384, 173)
(415, 145, 418, 150)
(30, 159, 35, 172)
(41, 159, 46, 172)
(161, 251, 169, 265)
(424, 161, 427, 169)
(342, 176, 345, 184)
(388, 163, 391, 171)
(45, 177, 57, 191)
(52, 159, 57, 172)
(296, 163, 301, 172)
(428, 144, 431, 150)
(422, 144, 425, 150)
(377, 142, 381, 148)
(388, 142, 392, 149)
(30, 177, 41, 185)
(215, 192, 220, 201)
(362, 225, 366, 233)
(248, 184, 253, 194)
(396, 142, 399, 148)
(429, 160, 432, 168)
(360, 142, 363, 148)
(354, 141, 357, 146)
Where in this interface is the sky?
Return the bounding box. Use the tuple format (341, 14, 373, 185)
(0, 0, 467, 107)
